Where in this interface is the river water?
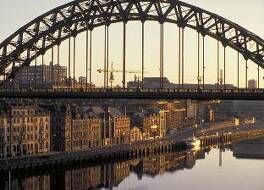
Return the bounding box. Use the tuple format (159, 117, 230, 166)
(2, 137, 264, 190)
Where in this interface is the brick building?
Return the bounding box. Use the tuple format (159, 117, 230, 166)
(50, 104, 72, 151)
(132, 107, 166, 140)
(0, 105, 50, 157)
(71, 112, 102, 151)
(50, 104, 102, 151)
(88, 107, 130, 145)
(165, 101, 186, 130)
(107, 107, 130, 145)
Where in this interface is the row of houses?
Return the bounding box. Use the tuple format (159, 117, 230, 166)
(0, 103, 167, 158)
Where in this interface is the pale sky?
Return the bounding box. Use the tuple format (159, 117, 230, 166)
(0, 0, 263, 87)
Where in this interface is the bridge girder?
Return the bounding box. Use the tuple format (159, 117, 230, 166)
(0, 0, 263, 83)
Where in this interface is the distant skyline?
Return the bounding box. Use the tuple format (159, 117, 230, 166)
(0, 0, 263, 87)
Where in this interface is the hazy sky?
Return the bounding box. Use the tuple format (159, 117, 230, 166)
(0, 0, 263, 87)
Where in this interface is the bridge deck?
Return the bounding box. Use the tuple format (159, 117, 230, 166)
(1, 88, 264, 100)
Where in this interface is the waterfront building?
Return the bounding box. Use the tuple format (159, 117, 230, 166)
(85, 106, 108, 145)
(50, 104, 102, 151)
(132, 107, 166, 140)
(71, 112, 102, 151)
(0, 105, 50, 157)
(157, 101, 186, 130)
(89, 106, 130, 145)
(50, 104, 72, 151)
(106, 107, 131, 145)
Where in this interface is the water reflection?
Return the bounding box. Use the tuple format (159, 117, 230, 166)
(232, 137, 264, 159)
(2, 137, 264, 190)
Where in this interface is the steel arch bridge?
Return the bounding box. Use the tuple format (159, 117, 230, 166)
(0, 0, 264, 99)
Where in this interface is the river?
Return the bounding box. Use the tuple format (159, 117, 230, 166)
(2, 137, 264, 190)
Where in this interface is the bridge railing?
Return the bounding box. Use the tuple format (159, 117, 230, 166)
(1, 87, 264, 94)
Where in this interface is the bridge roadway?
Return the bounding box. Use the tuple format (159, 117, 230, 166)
(0, 123, 264, 172)
(1, 88, 264, 100)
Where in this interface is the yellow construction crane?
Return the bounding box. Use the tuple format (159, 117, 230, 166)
(97, 62, 143, 88)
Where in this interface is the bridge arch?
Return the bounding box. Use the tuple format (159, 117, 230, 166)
(0, 0, 263, 82)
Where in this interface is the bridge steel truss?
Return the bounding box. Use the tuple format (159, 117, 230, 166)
(0, 0, 264, 86)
